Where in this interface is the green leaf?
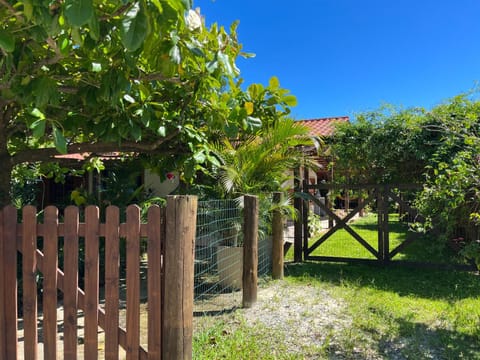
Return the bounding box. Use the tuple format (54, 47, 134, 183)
(30, 108, 46, 120)
(181, 0, 192, 10)
(151, 0, 162, 12)
(282, 95, 297, 107)
(217, 52, 234, 77)
(246, 116, 262, 130)
(206, 59, 218, 73)
(123, 94, 135, 104)
(59, 36, 70, 55)
(64, 0, 94, 27)
(248, 83, 264, 100)
(193, 150, 206, 163)
(0, 30, 15, 52)
(23, 0, 33, 20)
(269, 76, 280, 89)
(91, 62, 102, 72)
(88, 13, 100, 41)
(169, 45, 181, 64)
(131, 124, 142, 141)
(121, 3, 148, 52)
(30, 119, 46, 139)
(53, 126, 68, 154)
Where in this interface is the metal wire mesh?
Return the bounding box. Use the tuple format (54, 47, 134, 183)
(194, 198, 273, 314)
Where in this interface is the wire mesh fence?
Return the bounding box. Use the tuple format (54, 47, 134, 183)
(194, 198, 273, 314)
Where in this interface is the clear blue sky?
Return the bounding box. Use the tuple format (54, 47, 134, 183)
(194, 0, 480, 120)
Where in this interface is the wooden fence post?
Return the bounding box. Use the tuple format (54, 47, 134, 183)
(243, 195, 259, 308)
(302, 178, 309, 260)
(163, 195, 197, 360)
(293, 167, 303, 263)
(272, 192, 284, 280)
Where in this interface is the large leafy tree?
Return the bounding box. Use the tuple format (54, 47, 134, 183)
(0, 0, 296, 206)
(329, 106, 439, 184)
(329, 94, 480, 262)
(415, 95, 480, 243)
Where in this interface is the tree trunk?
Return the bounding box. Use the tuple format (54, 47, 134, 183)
(0, 102, 13, 206)
(0, 159, 12, 206)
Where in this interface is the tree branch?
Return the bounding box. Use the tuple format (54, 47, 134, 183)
(0, 0, 23, 22)
(11, 129, 180, 165)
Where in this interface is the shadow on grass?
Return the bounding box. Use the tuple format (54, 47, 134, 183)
(377, 316, 480, 359)
(285, 261, 480, 301)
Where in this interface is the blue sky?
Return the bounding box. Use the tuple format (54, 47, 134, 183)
(194, 0, 480, 120)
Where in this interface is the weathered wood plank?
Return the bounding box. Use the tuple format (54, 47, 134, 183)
(33, 247, 149, 359)
(242, 195, 258, 308)
(63, 206, 79, 360)
(22, 205, 38, 360)
(43, 206, 58, 360)
(84, 206, 100, 359)
(104, 206, 120, 360)
(272, 192, 284, 280)
(163, 196, 197, 360)
(147, 206, 164, 360)
(3, 206, 18, 360)
(126, 205, 141, 360)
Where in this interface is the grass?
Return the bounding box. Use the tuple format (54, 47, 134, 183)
(194, 262, 480, 359)
(285, 262, 480, 359)
(193, 213, 480, 359)
(193, 316, 298, 360)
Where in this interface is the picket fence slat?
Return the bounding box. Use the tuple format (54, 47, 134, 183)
(44, 206, 59, 359)
(1, 198, 195, 360)
(22, 205, 38, 360)
(105, 206, 120, 360)
(63, 206, 79, 360)
(84, 206, 100, 359)
(2, 206, 18, 360)
(147, 206, 163, 360)
(126, 205, 141, 360)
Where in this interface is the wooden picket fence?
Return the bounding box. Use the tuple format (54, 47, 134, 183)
(0, 195, 197, 360)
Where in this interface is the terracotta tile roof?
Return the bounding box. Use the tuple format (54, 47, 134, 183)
(54, 152, 126, 161)
(297, 116, 349, 136)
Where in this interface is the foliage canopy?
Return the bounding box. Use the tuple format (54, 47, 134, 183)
(0, 0, 297, 206)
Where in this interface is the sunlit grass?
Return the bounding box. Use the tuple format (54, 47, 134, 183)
(285, 262, 480, 359)
(193, 213, 479, 359)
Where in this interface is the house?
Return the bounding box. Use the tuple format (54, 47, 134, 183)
(37, 117, 348, 207)
(296, 116, 349, 185)
(39, 152, 179, 208)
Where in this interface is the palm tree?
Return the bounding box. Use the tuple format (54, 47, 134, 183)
(214, 118, 320, 197)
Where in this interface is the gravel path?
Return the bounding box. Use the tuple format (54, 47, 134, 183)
(240, 281, 352, 355)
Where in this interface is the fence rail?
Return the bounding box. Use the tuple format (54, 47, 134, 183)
(0, 195, 197, 360)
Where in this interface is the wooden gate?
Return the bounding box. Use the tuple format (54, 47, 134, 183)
(296, 183, 472, 268)
(0, 196, 196, 360)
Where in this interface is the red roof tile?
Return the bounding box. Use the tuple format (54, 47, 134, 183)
(54, 152, 125, 161)
(297, 117, 349, 136)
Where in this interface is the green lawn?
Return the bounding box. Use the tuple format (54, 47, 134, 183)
(194, 262, 480, 359)
(194, 214, 479, 359)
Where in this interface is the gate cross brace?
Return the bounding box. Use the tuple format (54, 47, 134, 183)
(304, 191, 379, 258)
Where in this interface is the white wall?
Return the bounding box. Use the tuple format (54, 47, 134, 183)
(144, 169, 179, 197)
